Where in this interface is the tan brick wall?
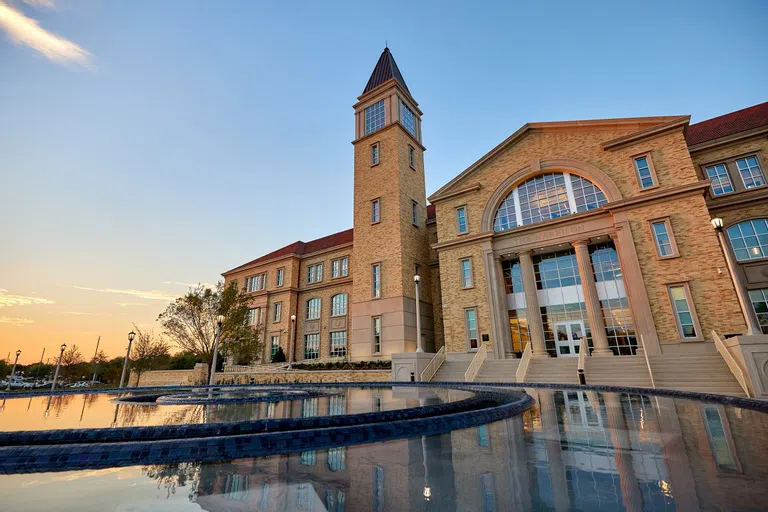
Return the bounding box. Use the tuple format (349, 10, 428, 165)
(128, 363, 208, 387)
(690, 135, 768, 181)
(215, 370, 390, 385)
(294, 281, 352, 361)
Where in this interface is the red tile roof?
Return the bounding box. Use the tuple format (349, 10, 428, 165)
(223, 228, 353, 275)
(686, 101, 768, 146)
(427, 204, 436, 220)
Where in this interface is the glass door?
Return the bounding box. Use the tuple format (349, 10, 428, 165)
(554, 320, 584, 357)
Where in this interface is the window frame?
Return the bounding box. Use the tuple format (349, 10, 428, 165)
(372, 316, 382, 354)
(704, 162, 735, 197)
(460, 257, 474, 289)
(306, 297, 321, 320)
(411, 200, 419, 227)
(331, 293, 348, 317)
(726, 218, 768, 262)
(464, 307, 480, 351)
(364, 99, 385, 135)
(371, 262, 382, 298)
(699, 151, 767, 196)
(735, 154, 766, 190)
(245, 273, 267, 292)
(648, 216, 680, 259)
(632, 151, 659, 191)
(401, 100, 416, 136)
(273, 302, 282, 323)
(370, 142, 379, 166)
(455, 205, 468, 235)
(408, 145, 416, 169)
(303, 333, 320, 360)
(371, 198, 381, 224)
(330, 331, 347, 358)
(307, 263, 323, 284)
(667, 282, 703, 341)
(276, 267, 284, 287)
(270, 335, 280, 358)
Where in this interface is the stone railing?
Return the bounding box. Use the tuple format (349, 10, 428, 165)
(577, 338, 588, 383)
(420, 346, 446, 382)
(515, 342, 532, 382)
(640, 335, 656, 389)
(224, 363, 288, 373)
(464, 343, 489, 382)
(712, 330, 752, 397)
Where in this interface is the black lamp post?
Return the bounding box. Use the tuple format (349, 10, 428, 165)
(119, 331, 136, 389)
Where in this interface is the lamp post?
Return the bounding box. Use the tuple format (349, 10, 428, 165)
(414, 274, 424, 353)
(119, 331, 136, 389)
(288, 314, 297, 369)
(5, 350, 21, 391)
(711, 217, 761, 335)
(208, 315, 225, 386)
(51, 344, 66, 392)
(33, 347, 45, 384)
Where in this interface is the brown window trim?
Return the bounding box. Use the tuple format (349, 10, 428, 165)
(460, 256, 475, 289)
(700, 151, 768, 196)
(648, 216, 680, 259)
(455, 204, 469, 236)
(666, 281, 704, 342)
(370, 142, 380, 167)
(408, 145, 416, 170)
(632, 151, 660, 191)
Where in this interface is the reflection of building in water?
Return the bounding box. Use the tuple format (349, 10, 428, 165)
(193, 390, 768, 511)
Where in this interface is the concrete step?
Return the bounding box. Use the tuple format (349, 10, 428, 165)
(432, 360, 471, 382)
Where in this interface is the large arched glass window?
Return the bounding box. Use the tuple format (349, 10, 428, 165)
(493, 173, 608, 232)
(307, 298, 321, 320)
(727, 219, 768, 261)
(331, 294, 347, 316)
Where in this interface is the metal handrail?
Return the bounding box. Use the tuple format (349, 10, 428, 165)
(640, 335, 656, 389)
(515, 342, 532, 382)
(420, 346, 446, 382)
(577, 338, 588, 384)
(464, 343, 489, 382)
(712, 330, 752, 397)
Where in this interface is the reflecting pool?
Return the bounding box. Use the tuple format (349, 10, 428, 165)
(0, 387, 766, 511)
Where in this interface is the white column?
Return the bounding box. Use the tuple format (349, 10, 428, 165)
(572, 240, 612, 356)
(519, 250, 549, 358)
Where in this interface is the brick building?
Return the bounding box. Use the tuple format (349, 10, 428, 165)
(223, 49, 768, 373)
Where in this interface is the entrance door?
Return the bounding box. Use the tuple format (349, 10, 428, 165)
(554, 321, 584, 357)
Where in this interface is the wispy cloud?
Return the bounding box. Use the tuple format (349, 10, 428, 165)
(118, 302, 150, 307)
(0, 316, 34, 326)
(0, 0, 91, 67)
(62, 311, 111, 316)
(0, 290, 54, 308)
(73, 286, 178, 302)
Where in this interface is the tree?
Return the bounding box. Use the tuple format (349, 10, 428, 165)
(168, 351, 203, 370)
(131, 325, 171, 386)
(61, 344, 85, 379)
(158, 282, 262, 378)
(271, 347, 286, 363)
(89, 349, 109, 383)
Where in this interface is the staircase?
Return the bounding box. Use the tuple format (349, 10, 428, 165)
(474, 359, 521, 382)
(431, 360, 471, 382)
(524, 357, 579, 384)
(585, 355, 652, 388)
(649, 354, 746, 396)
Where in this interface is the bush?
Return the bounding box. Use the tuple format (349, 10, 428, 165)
(168, 352, 203, 370)
(271, 347, 287, 363)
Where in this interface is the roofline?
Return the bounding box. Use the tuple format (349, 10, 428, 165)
(353, 78, 420, 113)
(601, 116, 690, 151)
(221, 240, 354, 277)
(687, 124, 768, 154)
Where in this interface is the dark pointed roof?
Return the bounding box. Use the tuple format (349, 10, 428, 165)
(363, 48, 409, 95)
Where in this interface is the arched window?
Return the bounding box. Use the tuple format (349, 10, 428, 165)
(727, 219, 768, 261)
(331, 293, 348, 316)
(493, 173, 608, 232)
(307, 298, 321, 320)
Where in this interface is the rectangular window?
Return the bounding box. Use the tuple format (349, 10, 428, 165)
(370, 143, 379, 165)
(748, 288, 768, 334)
(365, 100, 385, 135)
(340, 256, 349, 277)
(411, 200, 418, 226)
(304, 333, 319, 360)
(331, 294, 347, 316)
(461, 258, 473, 288)
(650, 218, 678, 258)
(371, 198, 380, 223)
(409, 145, 415, 168)
(273, 302, 281, 323)
(306, 298, 321, 320)
(372, 263, 381, 298)
(456, 206, 468, 234)
(480, 473, 496, 512)
(401, 101, 416, 135)
(736, 155, 765, 189)
(307, 264, 323, 283)
(276, 268, 284, 287)
(245, 273, 266, 292)
(702, 405, 740, 472)
(465, 308, 479, 350)
(372, 316, 381, 353)
(330, 331, 347, 358)
(633, 154, 657, 189)
(477, 425, 489, 447)
(246, 308, 258, 326)
(270, 335, 280, 358)
(705, 163, 734, 196)
(332, 259, 340, 278)
(669, 284, 699, 339)
(257, 307, 263, 324)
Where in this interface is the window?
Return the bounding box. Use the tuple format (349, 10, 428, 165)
(461, 258, 473, 288)
(306, 298, 321, 320)
(304, 333, 319, 360)
(331, 294, 347, 316)
(633, 154, 657, 189)
(330, 331, 347, 357)
(270, 335, 280, 358)
(456, 206, 468, 234)
(371, 198, 380, 223)
(401, 101, 416, 135)
(326, 489, 346, 512)
(465, 308, 479, 350)
(276, 268, 284, 287)
(332, 259, 340, 278)
(736, 156, 765, 189)
(705, 163, 734, 196)
(372, 316, 382, 353)
(246, 308, 257, 325)
(411, 200, 418, 226)
(668, 284, 699, 339)
(300, 451, 316, 466)
(748, 288, 768, 334)
(340, 257, 348, 277)
(702, 406, 740, 472)
(650, 218, 678, 258)
(245, 273, 266, 292)
(477, 425, 489, 447)
(273, 302, 282, 322)
(493, 173, 608, 232)
(307, 263, 323, 283)
(408, 145, 415, 168)
(480, 473, 496, 512)
(331, 257, 348, 278)
(372, 263, 381, 298)
(370, 143, 379, 165)
(327, 447, 346, 472)
(364, 100, 385, 135)
(727, 219, 768, 261)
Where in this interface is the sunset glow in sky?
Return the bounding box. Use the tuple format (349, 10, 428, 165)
(2, 1, 766, 363)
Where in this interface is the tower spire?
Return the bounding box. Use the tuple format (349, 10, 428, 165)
(362, 47, 409, 95)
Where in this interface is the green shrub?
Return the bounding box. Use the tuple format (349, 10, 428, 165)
(271, 347, 287, 363)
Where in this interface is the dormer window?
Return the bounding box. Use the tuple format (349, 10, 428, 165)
(401, 101, 416, 136)
(365, 100, 385, 135)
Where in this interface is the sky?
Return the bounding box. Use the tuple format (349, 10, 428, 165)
(1, 0, 766, 364)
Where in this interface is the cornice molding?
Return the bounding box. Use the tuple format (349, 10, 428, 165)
(601, 116, 690, 151)
(430, 183, 482, 203)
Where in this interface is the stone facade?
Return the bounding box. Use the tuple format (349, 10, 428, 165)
(215, 370, 390, 385)
(128, 363, 208, 387)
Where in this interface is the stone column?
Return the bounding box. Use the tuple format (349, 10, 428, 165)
(603, 393, 643, 512)
(483, 241, 513, 359)
(572, 240, 612, 356)
(519, 250, 548, 358)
